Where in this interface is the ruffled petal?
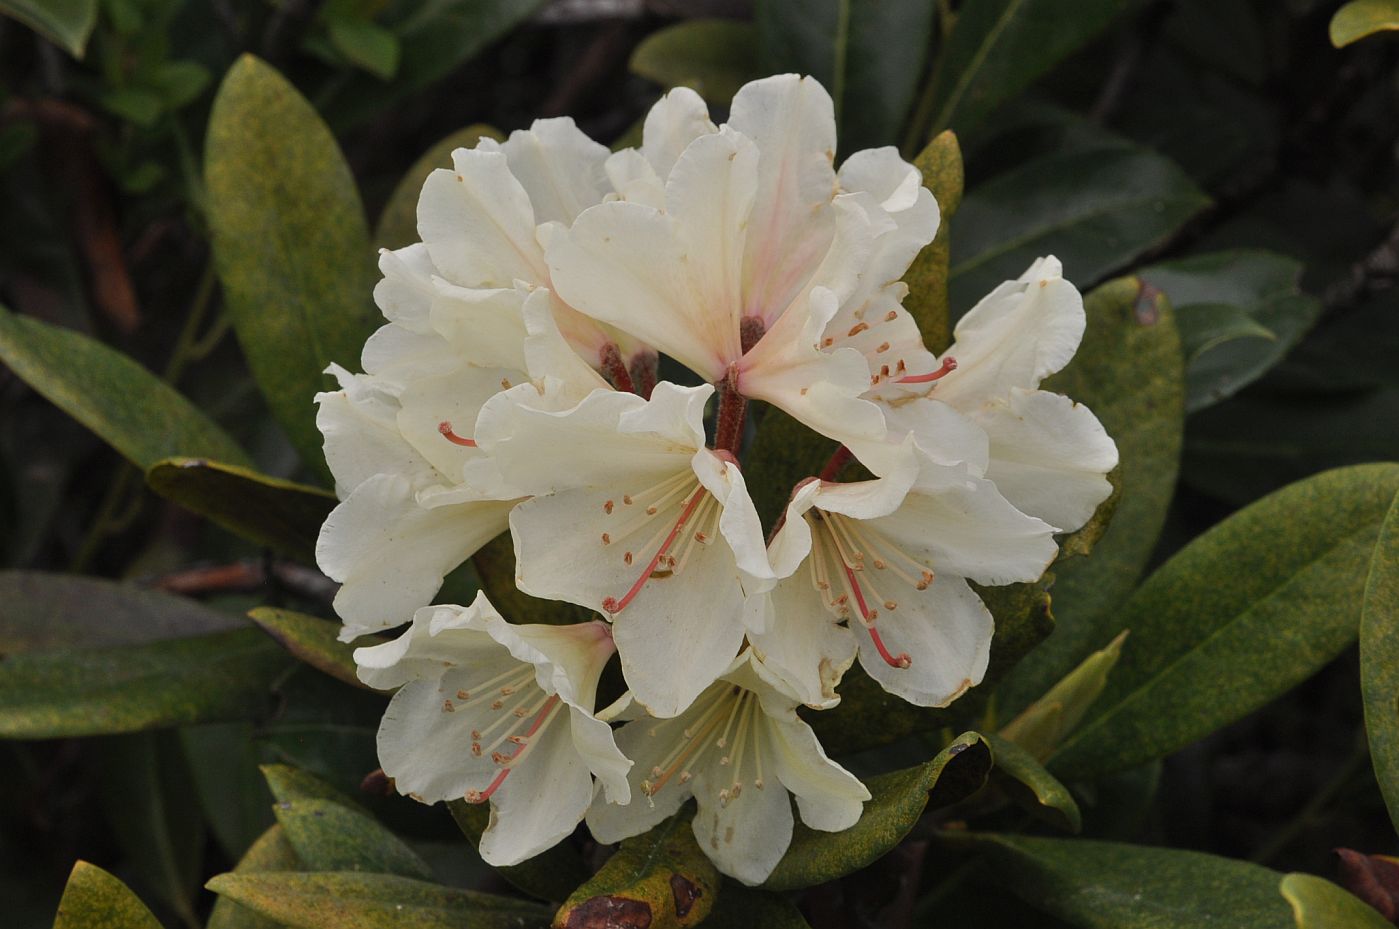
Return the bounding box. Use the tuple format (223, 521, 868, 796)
(585, 713, 694, 843)
(692, 450, 774, 592)
(568, 707, 634, 805)
(316, 371, 435, 497)
(395, 363, 521, 479)
(763, 714, 868, 833)
(426, 281, 531, 372)
(747, 575, 857, 708)
(373, 244, 437, 331)
(478, 717, 594, 866)
(490, 117, 611, 226)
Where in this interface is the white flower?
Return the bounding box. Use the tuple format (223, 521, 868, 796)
(543, 75, 895, 448)
(840, 257, 1119, 532)
(586, 650, 868, 886)
(750, 440, 1058, 708)
(354, 593, 631, 867)
(477, 381, 772, 718)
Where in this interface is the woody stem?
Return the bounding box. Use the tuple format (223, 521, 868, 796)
(818, 445, 854, 482)
(714, 364, 748, 455)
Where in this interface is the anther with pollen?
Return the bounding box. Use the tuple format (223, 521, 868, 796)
(438, 421, 477, 447)
(463, 693, 562, 805)
(601, 484, 710, 615)
(897, 356, 958, 384)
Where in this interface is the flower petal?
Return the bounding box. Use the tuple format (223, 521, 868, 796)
(489, 117, 611, 226)
(691, 755, 794, 886)
(568, 707, 634, 805)
(763, 714, 868, 833)
(374, 244, 437, 331)
(478, 717, 594, 866)
(585, 713, 695, 843)
(747, 575, 857, 709)
(641, 85, 716, 179)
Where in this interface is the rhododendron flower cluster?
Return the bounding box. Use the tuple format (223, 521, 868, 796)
(316, 74, 1117, 884)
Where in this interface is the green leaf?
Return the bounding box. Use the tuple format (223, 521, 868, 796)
(1141, 250, 1321, 412)
(1051, 463, 1399, 779)
(375, 125, 504, 250)
(100, 87, 164, 127)
(1281, 873, 1393, 929)
(0, 570, 243, 651)
(326, 15, 401, 80)
(149, 60, 212, 110)
(0, 0, 96, 57)
(1330, 0, 1399, 47)
(250, 608, 368, 690)
(0, 306, 250, 469)
(147, 458, 335, 562)
(913, 0, 1129, 139)
(949, 144, 1210, 312)
(448, 799, 589, 902)
(901, 130, 964, 353)
(181, 723, 276, 860)
(954, 834, 1294, 928)
(274, 798, 432, 879)
(757, 0, 935, 151)
(0, 628, 286, 738)
(557, 813, 719, 929)
(1362, 490, 1399, 832)
(704, 883, 810, 928)
(207, 824, 302, 929)
(764, 731, 993, 891)
(983, 733, 1081, 833)
(999, 631, 1127, 762)
(995, 277, 1184, 719)
(205, 55, 380, 476)
(262, 762, 362, 807)
(53, 861, 161, 929)
(205, 872, 552, 929)
(629, 19, 761, 105)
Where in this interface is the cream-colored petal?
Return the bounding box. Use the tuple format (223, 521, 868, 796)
(641, 85, 716, 179)
(478, 718, 594, 866)
(496, 117, 611, 226)
(690, 754, 794, 886)
(747, 575, 857, 709)
(373, 243, 437, 331)
(763, 714, 868, 833)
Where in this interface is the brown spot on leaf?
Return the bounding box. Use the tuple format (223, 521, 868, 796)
(562, 896, 653, 929)
(1132, 281, 1163, 326)
(670, 874, 703, 918)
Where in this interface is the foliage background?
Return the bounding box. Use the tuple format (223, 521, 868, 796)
(0, 1, 1397, 928)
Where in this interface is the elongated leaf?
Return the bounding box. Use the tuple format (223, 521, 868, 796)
(205, 872, 552, 929)
(1141, 250, 1320, 412)
(0, 570, 243, 651)
(250, 608, 367, 689)
(1362, 491, 1399, 832)
(206, 55, 379, 475)
(0, 628, 286, 738)
(557, 813, 719, 929)
(275, 798, 431, 879)
(984, 733, 1081, 833)
(448, 799, 588, 902)
(0, 307, 250, 469)
(764, 731, 992, 890)
(1051, 463, 1399, 778)
(999, 631, 1126, 762)
(207, 824, 302, 929)
(630, 19, 761, 105)
(995, 277, 1183, 718)
(181, 723, 275, 860)
(757, 0, 935, 151)
(147, 458, 335, 562)
(0, 0, 96, 57)
(1330, 0, 1399, 47)
(956, 834, 1293, 928)
(262, 763, 361, 807)
(1282, 873, 1392, 929)
(705, 884, 810, 928)
(902, 130, 964, 353)
(949, 144, 1210, 311)
(53, 862, 161, 929)
(916, 0, 1129, 138)
(375, 125, 503, 250)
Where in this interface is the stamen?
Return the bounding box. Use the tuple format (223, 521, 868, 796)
(602, 485, 708, 615)
(464, 695, 561, 804)
(897, 356, 958, 384)
(438, 421, 477, 447)
(867, 624, 912, 669)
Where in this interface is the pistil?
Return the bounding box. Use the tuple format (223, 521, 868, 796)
(897, 356, 957, 384)
(438, 420, 477, 447)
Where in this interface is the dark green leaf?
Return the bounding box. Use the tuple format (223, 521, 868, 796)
(764, 731, 992, 890)
(0, 628, 286, 738)
(1281, 872, 1393, 929)
(704, 883, 810, 928)
(995, 277, 1184, 718)
(1051, 463, 1399, 778)
(274, 798, 432, 879)
(326, 16, 400, 80)
(204, 872, 552, 929)
(1141, 250, 1320, 412)
(448, 799, 589, 902)
(1330, 0, 1399, 47)
(205, 55, 380, 476)
(902, 130, 964, 353)
(949, 144, 1210, 311)
(629, 19, 761, 105)
(757, 0, 935, 151)
(149, 60, 212, 109)
(1362, 491, 1399, 832)
(954, 833, 1294, 928)
(0, 306, 250, 469)
(146, 458, 335, 563)
(0, 0, 96, 57)
(250, 608, 367, 690)
(52, 861, 161, 929)
(181, 723, 276, 860)
(0, 570, 243, 652)
(557, 813, 719, 929)
(262, 762, 362, 808)
(983, 733, 1081, 833)
(914, 0, 1129, 138)
(375, 125, 503, 250)
(207, 824, 302, 929)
